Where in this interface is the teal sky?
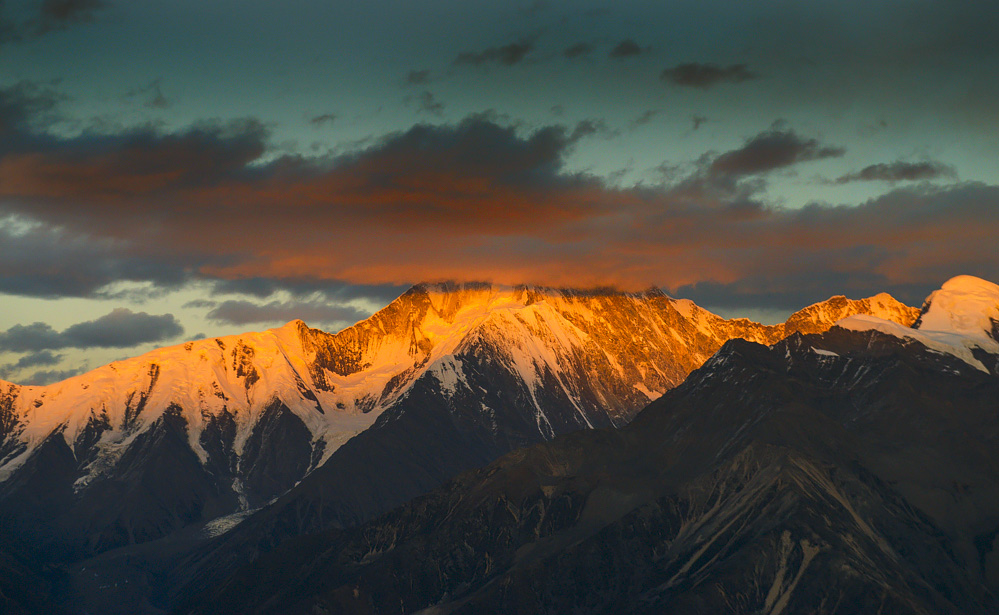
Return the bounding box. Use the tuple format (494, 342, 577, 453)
(1, 0, 997, 384)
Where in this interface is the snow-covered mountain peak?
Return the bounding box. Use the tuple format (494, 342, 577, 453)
(405, 282, 663, 318)
(914, 275, 999, 343)
(408, 282, 520, 321)
(0, 280, 925, 556)
(784, 292, 918, 336)
(837, 275, 999, 373)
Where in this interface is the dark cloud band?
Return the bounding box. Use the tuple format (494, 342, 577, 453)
(0, 309, 183, 352)
(0, 80, 994, 312)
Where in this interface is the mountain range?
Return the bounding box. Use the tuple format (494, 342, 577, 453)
(193, 275, 999, 614)
(0, 281, 927, 613)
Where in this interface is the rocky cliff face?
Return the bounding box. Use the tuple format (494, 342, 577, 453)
(194, 277, 999, 615)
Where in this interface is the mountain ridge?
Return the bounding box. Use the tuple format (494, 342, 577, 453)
(191, 276, 999, 615)
(0, 283, 918, 561)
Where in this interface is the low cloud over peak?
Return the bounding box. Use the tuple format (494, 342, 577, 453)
(0, 85, 994, 313)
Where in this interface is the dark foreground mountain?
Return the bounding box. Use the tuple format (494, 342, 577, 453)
(0, 533, 68, 615)
(193, 275, 999, 615)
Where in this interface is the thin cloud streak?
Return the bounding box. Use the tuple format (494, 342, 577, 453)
(836, 160, 955, 183)
(661, 63, 759, 89)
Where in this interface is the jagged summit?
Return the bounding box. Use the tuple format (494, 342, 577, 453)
(402, 281, 669, 315)
(784, 291, 918, 335)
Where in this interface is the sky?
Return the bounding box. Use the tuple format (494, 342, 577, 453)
(0, 0, 997, 384)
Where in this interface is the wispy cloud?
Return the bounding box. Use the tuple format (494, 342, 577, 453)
(454, 39, 534, 67)
(1, 0, 108, 45)
(661, 63, 759, 89)
(835, 160, 955, 183)
(309, 113, 337, 127)
(608, 39, 648, 59)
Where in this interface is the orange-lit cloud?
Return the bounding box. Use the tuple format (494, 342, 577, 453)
(0, 99, 996, 309)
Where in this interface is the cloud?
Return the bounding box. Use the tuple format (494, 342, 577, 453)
(209, 278, 408, 304)
(563, 42, 595, 60)
(405, 70, 431, 85)
(454, 39, 534, 66)
(209, 277, 287, 299)
(0, 83, 995, 311)
(660, 63, 759, 89)
(124, 79, 170, 110)
(691, 115, 708, 130)
(0, 217, 202, 297)
(608, 39, 648, 59)
(0, 81, 61, 135)
(63, 308, 183, 348)
(671, 271, 935, 313)
(182, 299, 217, 309)
(0, 323, 65, 353)
(835, 160, 955, 183)
(708, 125, 845, 177)
(0, 309, 183, 352)
(206, 299, 368, 327)
(10, 350, 62, 369)
(38, 0, 105, 28)
(568, 118, 611, 140)
(0, 113, 607, 293)
(309, 113, 337, 127)
(22, 367, 86, 386)
(631, 110, 660, 127)
(0, 350, 63, 380)
(0, 112, 269, 200)
(406, 91, 444, 116)
(0, 0, 106, 44)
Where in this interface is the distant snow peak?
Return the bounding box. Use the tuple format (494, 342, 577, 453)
(914, 275, 999, 343)
(838, 275, 999, 373)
